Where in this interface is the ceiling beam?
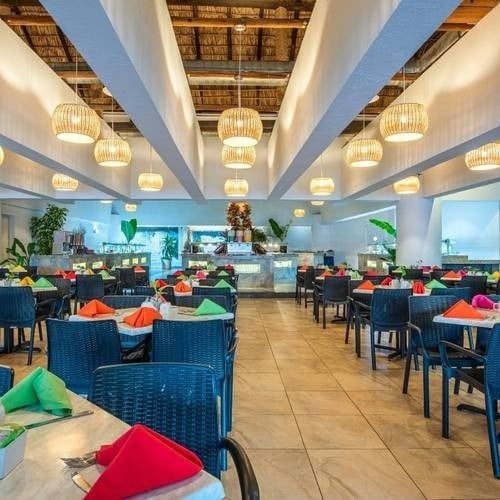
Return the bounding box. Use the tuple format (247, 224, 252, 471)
(41, 0, 205, 200)
(267, 0, 462, 199)
(166, 0, 315, 11)
(1, 14, 309, 29)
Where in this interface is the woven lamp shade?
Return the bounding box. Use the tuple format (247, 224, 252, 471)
(294, 209, 305, 217)
(0, 146, 4, 166)
(52, 173, 79, 191)
(380, 103, 428, 142)
(51, 103, 101, 144)
(310, 177, 334, 196)
(465, 143, 500, 171)
(218, 107, 263, 147)
(346, 138, 383, 167)
(138, 172, 163, 191)
(393, 176, 420, 194)
(310, 200, 324, 206)
(222, 145, 256, 169)
(224, 178, 249, 197)
(94, 137, 132, 167)
(125, 203, 137, 212)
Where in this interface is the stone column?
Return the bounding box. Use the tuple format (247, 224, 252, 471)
(396, 197, 442, 266)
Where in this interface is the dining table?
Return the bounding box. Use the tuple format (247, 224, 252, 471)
(433, 308, 500, 329)
(352, 285, 430, 295)
(0, 393, 225, 499)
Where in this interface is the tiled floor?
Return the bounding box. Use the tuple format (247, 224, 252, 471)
(4, 297, 500, 499)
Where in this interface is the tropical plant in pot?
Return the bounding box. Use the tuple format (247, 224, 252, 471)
(368, 218, 397, 264)
(268, 218, 291, 253)
(30, 204, 68, 255)
(0, 238, 36, 269)
(161, 233, 178, 270)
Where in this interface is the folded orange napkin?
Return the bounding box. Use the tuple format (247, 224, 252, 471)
(358, 280, 375, 290)
(442, 299, 485, 319)
(78, 299, 115, 318)
(364, 270, 377, 276)
(443, 271, 460, 279)
(123, 307, 162, 327)
(85, 424, 202, 500)
(174, 281, 192, 293)
(64, 271, 76, 280)
(412, 280, 425, 294)
(320, 270, 334, 277)
(54, 269, 65, 277)
(381, 277, 392, 286)
(134, 265, 145, 272)
(155, 279, 167, 288)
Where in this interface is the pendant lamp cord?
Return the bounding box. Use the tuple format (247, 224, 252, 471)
(402, 65, 406, 104)
(149, 145, 152, 174)
(237, 31, 242, 109)
(74, 52, 78, 104)
(111, 96, 114, 134)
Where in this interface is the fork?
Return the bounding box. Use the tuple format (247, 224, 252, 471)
(60, 450, 97, 468)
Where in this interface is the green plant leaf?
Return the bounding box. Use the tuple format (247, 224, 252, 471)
(268, 218, 290, 242)
(121, 218, 137, 243)
(369, 218, 397, 238)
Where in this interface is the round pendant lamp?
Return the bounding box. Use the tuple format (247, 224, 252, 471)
(346, 138, 383, 167)
(380, 102, 428, 142)
(393, 175, 420, 195)
(310, 200, 324, 206)
(222, 145, 256, 169)
(0, 146, 4, 166)
(138, 145, 163, 191)
(52, 103, 101, 144)
(125, 203, 137, 212)
(224, 178, 248, 197)
(293, 208, 305, 217)
(465, 143, 500, 171)
(310, 177, 334, 196)
(94, 137, 131, 167)
(52, 173, 79, 191)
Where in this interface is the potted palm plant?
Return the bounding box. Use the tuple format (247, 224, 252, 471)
(161, 233, 178, 270)
(268, 218, 291, 253)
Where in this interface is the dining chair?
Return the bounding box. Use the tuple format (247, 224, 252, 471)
(116, 267, 136, 295)
(151, 319, 236, 436)
(174, 294, 230, 312)
(133, 285, 155, 297)
(403, 294, 475, 417)
(460, 275, 488, 297)
(403, 269, 424, 280)
(74, 275, 105, 314)
(46, 318, 122, 395)
(0, 287, 37, 364)
(317, 276, 350, 329)
(47, 277, 72, 319)
(297, 267, 315, 309)
(0, 364, 14, 396)
(101, 294, 149, 309)
(135, 265, 149, 286)
(344, 278, 362, 343)
(192, 286, 236, 314)
(440, 323, 500, 478)
(362, 275, 388, 285)
(88, 362, 259, 498)
(295, 266, 307, 303)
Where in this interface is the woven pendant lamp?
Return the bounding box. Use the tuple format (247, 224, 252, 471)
(346, 138, 383, 167)
(310, 200, 324, 206)
(222, 145, 256, 169)
(293, 208, 305, 217)
(310, 177, 334, 196)
(465, 143, 500, 171)
(94, 137, 131, 167)
(125, 203, 137, 212)
(224, 178, 248, 197)
(393, 175, 420, 194)
(52, 173, 79, 191)
(138, 145, 163, 191)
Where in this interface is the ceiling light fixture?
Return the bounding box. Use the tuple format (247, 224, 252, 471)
(346, 110, 383, 167)
(125, 203, 137, 212)
(138, 145, 163, 191)
(293, 208, 305, 217)
(224, 178, 249, 197)
(393, 175, 420, 194)
(310, 200, 324, 206)
(51, 54, 100, 143)
(217, 28, 263, 147)
(380, 66, 428, 142)
(100, 200, 113, 204)
(310, 154, 334, 196)
(94, 96, 131, 167)
(52, 173, 79, 191)
(222, 145, 256, 169)
(465, 143, 500, 171)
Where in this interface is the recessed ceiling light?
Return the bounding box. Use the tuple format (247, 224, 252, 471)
(102, 86, 112, 97)
(369, 94, 380, 104)
(234, 23, 246, 32)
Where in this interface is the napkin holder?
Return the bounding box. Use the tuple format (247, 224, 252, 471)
(0, 428, 27, 479)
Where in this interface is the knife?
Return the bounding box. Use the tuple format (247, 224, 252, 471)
(24, 410, 94, 429)
(72, 472, 92, 493)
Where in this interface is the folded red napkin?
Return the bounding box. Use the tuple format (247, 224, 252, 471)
(78, 299, 115, 318)
(195, 271, 207, 279)
(123, 307, 162, 327)
(358, 280, 375, 290)
(64, 271, 76, 280)
(320, 270, 334, 277)
(422, 266, 431, 272)
(85, 424, 202, 500)
(99, 264, 109, 270)
(134, 265, 145, 272)
(225, 264, 234, 270)
(334, 269, 346, 276)
(173, 270, 184, 277)
(364, 270, 377, 276)
(458, 269, 467, 277)
(155, 279, 167, 288)
(174, 281, 192, 293)
(381, 277, 392, 286)
(443, 271, 460, 279)
(442, 299, 485, 319)
(412, 280, 425, 294)
(54, 269, 65, 277)
(432, 265, 441, 270)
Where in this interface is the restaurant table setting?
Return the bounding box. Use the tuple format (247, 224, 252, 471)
(0, 276, 57, 292)
(433, 297, 500, 329)
(353, 280, 431, 295)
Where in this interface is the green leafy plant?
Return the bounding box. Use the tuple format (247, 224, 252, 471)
(252, 227, 268, 244)
(121, 218, 137, 243)
(268, 218, 291, 242)
(369, 218, 397, 264)
(0, 238, 36, 268)
(30, 204, 68, 255)
(160, 233, 178, 261)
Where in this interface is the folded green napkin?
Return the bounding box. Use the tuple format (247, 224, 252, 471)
(214, 279, 235, 292)
(193, 298, 227, 316)
(425, 279, 447, 289)
(350, 271, 362, 279)
(206, 263, 216, 271)
(217, 270, 229, 276)
(99, 270, 112, 279)
(32, 277, 54, 288)
(0, 367, 72, 417)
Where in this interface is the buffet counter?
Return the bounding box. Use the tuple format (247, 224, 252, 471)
(183, 253, 310, 293)
(32, 252, 150, 274)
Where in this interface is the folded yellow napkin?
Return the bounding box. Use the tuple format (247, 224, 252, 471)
(20, 276, 35, 286)
(11, 265, 27, 273)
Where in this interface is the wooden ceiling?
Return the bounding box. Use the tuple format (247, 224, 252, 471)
(1, 0, 499, 135)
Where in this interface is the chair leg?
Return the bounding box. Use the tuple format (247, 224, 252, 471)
(322, 302, 326, 329)
(485, 393, 500, 478)
(344, 305, 351, 344)
(355, 318, 361, 358)
(402, 346, 412, 394)
(442, 368, 451, 438)
(423, 359, 431, 418)
(27, 326, 35, 365)
(370, 327, 377, 370)
(38, 321, 43, 341)
(453, 379, 461, 395)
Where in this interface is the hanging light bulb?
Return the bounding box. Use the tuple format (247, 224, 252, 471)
(393, 175, 420, 194)
(138, 145, 163, 191)
(0, 146, 4, 166)
(222, 145, 256, 169)
(125, 203, 137, 212)
(346, 109, 383, 167)
(52, 173, 79, 191)
(310, 200, 324, 206)
(218, 28, 263, 147)
(52, 55, 100, 143)
(380, 66, 428, 142)
(465, 143, 500, 171)
(293, 209, 305, 217)
(224, 178, 248, 197)
(310, 154, 334, 196)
